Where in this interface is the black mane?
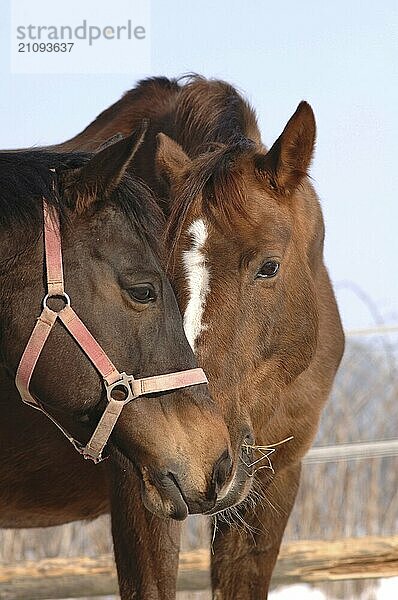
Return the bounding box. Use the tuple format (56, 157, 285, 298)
(0, 149, 163, 253)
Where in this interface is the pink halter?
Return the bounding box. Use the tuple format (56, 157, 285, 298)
(15, 198, 207, 463)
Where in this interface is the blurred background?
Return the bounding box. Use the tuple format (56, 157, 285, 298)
(1, 1, 397, 598)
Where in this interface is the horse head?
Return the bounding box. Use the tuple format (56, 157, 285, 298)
(0, 130, 241, 520)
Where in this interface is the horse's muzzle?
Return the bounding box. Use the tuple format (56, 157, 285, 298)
(140, 450, 234, 520)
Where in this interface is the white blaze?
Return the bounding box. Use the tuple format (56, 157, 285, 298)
(182, 219, 210, 351)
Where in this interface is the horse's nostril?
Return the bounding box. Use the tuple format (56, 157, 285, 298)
(243, 430, 255, 446)
(211, 450, 233, 498)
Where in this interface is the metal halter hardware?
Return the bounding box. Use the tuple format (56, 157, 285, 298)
(15, 197, 208, 463)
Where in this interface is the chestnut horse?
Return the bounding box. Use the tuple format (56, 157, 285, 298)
(0, 131, 244, 597)
(62, 76, 345, 598)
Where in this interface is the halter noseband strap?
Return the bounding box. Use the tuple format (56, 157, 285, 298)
(15, 198, 207, 463)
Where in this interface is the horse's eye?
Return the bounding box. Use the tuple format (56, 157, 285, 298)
(256, 260, 280, 279)
(128, 284, 157, 304)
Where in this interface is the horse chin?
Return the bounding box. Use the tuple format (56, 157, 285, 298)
(139, 467, 189, 521)
(109, 443, 189, 521)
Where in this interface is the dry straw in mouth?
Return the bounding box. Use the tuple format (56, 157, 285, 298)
(241, 436, 294, 475)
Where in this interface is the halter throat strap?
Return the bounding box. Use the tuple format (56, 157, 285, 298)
(15, 199, 207, 463)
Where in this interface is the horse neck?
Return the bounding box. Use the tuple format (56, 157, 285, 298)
(0, 362, 20, 410)
(59, 79, 180, 153)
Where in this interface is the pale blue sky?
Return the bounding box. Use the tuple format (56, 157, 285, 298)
(1, 0, 397, 331)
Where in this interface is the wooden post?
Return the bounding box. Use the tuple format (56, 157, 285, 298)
(0, 536, 397, 599)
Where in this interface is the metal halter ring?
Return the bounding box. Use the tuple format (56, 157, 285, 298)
(42, 292, 71, 311)
(105, 372, 135, 405)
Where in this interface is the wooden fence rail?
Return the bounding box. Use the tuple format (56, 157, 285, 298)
(1, 535, 397, 599)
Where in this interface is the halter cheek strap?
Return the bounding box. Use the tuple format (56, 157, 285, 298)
(15, 199, 207, 463)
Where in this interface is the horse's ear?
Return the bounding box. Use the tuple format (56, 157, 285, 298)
(256, 101, 316, 195)
(156, 133, 190, 187)
(66, 121, 148, 213)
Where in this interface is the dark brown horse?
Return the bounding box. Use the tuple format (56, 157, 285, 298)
(62, 76, 345, 598)
(0, 131, 247, 597)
